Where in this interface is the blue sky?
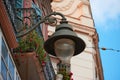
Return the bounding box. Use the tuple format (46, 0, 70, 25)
(90, 0, 120, 80)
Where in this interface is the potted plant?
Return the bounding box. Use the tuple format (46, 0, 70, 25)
(14, 30, 47, 64)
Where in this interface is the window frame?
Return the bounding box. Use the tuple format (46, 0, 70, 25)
(15, 0, 23, 17)
(0, 28, 21, 80)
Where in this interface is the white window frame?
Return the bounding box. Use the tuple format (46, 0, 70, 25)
(0, 28, 21, 80)
(0, 28, 2, 80)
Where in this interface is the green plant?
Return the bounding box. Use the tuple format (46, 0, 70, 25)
(14, 30, 47, 61)
(58, 68, 73, 80)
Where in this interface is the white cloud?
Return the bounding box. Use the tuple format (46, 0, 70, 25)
(90, 0, 120, 30)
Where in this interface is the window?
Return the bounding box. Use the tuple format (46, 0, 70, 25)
(32, 2, 43, 37)
(8, 74, 12, 80)
(0, 33, 21, 80)
(2, 39, 8, 65)
(1, 58, 7, 80)
(8, 56, 15, 80)
(16, 72, 20, 80)
(16, 0, 23, 17)
(16, 0, 23, 9)
(32, 2, 42, 16)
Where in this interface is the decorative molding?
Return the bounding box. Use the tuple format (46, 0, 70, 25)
(51, 0, 81, 15)
(52, 0, 74, 11)
(78, 0, 90, 8)
(51, 0, 90, 16)
(53, 0, 63, 2)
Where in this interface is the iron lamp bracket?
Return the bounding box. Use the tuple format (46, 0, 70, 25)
(16, 11, 67, 38)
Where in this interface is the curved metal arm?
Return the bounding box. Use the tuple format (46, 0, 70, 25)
(44, 12, 66, 21)
(16, 12, 67, 38)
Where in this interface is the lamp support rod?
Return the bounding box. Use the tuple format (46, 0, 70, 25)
(16, 12, 67, 38)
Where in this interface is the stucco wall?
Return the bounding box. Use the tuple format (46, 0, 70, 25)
(50, 0, 103, 80)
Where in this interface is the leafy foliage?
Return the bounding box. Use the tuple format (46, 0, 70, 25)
(14, 30, 47, 61)
(58, 68, 73, 80)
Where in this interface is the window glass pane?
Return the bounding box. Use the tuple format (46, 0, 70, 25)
(16, 72, 18, 80)
(16, 0, 22, 8)
(16, 73, 21, 80)
(8, 74, 12, 80)
(16, 0, 23, 17)
(32, 2, 41, 16)
(16, 74, 18, 80)
(17, 0, 22, 3)
(16, 3, 22, 8)
(2, 39, 8, 65)
(1, 58, 7, 80)
(8, 56, 14, 80)
(18, 76, 21, 80)
(32, 3, 43, 37)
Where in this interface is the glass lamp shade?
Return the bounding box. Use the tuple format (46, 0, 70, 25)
(44, 22, 86, 57)
(54, 38, 75, 64)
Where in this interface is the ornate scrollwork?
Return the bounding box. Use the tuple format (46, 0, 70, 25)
(52, 0, 74, 11)
(15, 11, 67, 38)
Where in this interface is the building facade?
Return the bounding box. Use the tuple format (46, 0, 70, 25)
(0, 28, 21, 80)
(0, 0, 103, 80)
(49, 0, 104, 80)
(0, 0, 55, 80)
(0, 0, 21, 80)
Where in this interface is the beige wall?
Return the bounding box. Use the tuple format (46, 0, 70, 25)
(50, 0, 103, 80)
